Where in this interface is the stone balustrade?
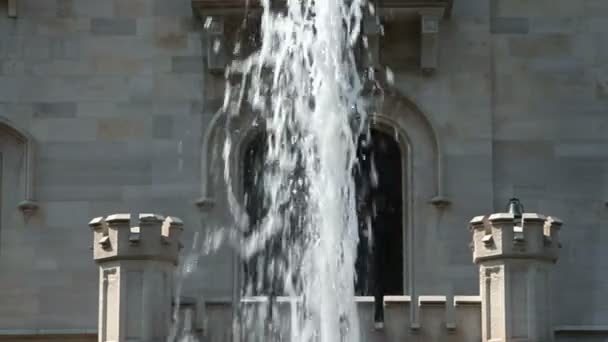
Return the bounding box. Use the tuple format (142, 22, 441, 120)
(193, 295, 481, 342)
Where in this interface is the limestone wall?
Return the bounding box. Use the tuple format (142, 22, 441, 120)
(487, 0, 608, 329)
(0, 0, 205, 334)
(0, 0, 607, 339)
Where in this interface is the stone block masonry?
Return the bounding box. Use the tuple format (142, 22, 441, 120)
(0, 0, 204, 333)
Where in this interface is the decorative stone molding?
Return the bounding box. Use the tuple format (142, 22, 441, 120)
(198, 109, 224, 207)
(363, 11, 382, 71)
(205, 16, 227, 74)
(192, 0, 453, 73)
(554, 325, 608, 334)
(469, 212, 563, 341)
(370, 2, 452, 73)
(198, 107, 261, 213)
(419, 9, 442, 73)
(368, 90, 448, 329)
(380, 0, 452, 10)
(90, 213, 184, 342)
(372, 88, 448, 206)
(195, 197, 216, 212)
(17, 200, 38, 219)
(192, 0, 257, 15)
(430, 195, 451, 209)
(170, 297, 206, 341)
(0, 118, 37, 217)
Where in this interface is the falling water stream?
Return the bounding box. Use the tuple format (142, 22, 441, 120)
(202, 1, 369, 341)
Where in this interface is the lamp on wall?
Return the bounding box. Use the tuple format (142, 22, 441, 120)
(506, 198, 523, 218)
(507, 198, 525, 243)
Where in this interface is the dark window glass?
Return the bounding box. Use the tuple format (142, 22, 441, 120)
(355, 129, 403, 296)
(242, 129, 404, 297)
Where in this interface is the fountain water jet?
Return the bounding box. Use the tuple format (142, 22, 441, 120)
(221, 1, 369, 341)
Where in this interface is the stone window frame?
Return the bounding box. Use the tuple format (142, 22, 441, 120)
(199, 87, 446, 307)
(0, 117, 37, 217)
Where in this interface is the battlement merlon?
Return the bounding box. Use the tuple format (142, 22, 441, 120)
(89, 213, 184, 265)
(469, 212, 563, 264)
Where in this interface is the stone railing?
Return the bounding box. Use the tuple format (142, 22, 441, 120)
(192, 0, 452, 12)
(195, 295, 481, 342)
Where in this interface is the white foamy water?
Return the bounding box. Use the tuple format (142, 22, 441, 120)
(221, 1, 368, 341)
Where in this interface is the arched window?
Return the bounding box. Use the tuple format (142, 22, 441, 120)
(242, 133, 270, 296)
(354, 129, 403, 296)
(241, 132, 309, 297)
(241, 129, 405, 301)
(355, 129, 404, 324)
(243, 133, 267, 234)
(203, 91, 442, 327)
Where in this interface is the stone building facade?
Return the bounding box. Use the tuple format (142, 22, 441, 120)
(0, 0, 607, 341)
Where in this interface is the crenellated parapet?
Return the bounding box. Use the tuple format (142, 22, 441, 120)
(469, 209, 563, 342)
(470, 213, 562, 264)
(89, 213, 183, 265)
(203, 295, 482, 341)
(89, 213, 184, 342)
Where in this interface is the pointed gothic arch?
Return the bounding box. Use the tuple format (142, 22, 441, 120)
(0, 117, 37, 216)
(366, 87, 449, 326)
(197, 105, 263, 216)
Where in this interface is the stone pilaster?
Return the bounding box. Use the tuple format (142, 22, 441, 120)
(470, 212, 562, 342)
(419, 9, 442, 73)
(363, 10, 382, 70)
(90, 213, 184, 342)
(205, 16, 227, 73)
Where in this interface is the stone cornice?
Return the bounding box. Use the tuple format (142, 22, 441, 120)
(193, 1, 453, 74)
(192, 0, 453, 17)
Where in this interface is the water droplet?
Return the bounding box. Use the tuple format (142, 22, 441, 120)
(204, 17, 213, 29)
(386, 67, 395, 85)
(213, 39, 221, 53)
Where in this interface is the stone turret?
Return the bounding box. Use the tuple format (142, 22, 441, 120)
(469, 211, 562, 342)
(90, 213, 184, 342)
